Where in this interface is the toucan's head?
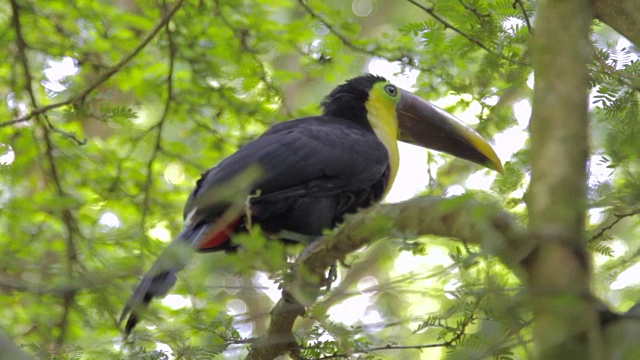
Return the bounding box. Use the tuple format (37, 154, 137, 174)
(322, 75, 503, 173)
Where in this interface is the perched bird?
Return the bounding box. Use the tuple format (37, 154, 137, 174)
(120, 74, 502, 334)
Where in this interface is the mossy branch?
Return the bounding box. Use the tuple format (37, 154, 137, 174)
(246, 196, 528, 360)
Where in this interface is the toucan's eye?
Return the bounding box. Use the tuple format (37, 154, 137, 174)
(384, 84, 398, 97)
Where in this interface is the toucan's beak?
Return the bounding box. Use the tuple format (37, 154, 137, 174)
(396, 90, 504, 174)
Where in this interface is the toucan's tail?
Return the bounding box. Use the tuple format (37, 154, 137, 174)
(119, 225, 207, 335)
(121, 270, 178, 334)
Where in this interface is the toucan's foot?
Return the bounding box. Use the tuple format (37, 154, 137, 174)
(293, 235, 337, 289)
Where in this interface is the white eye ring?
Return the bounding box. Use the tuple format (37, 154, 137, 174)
(384, 84, 398, 97)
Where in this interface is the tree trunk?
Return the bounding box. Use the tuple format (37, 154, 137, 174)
(528, 0, 600, 358)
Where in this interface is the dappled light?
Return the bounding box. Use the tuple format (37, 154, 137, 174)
(1, 0, 639, 359)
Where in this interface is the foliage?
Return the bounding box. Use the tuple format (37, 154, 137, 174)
(0, 0, 639, 359)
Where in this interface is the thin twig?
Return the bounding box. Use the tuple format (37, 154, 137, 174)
(513, 0, 534, 34)
(295, 0, 428, 70)
(1, 0, 184, 128)
(314, 343, 451, 359)
(246, 197, 527, 360)
(406, 0, 527, 66)
(457, 0, 490, 19)
(141, 1, 177, 227)
(214, 0, 292, 117)
(590, 209, 640, 243)
(296, 0, 379, 59)
(593, 48, 640, 91)
(10, 0, 81, 350)
(295, 0, 463, 91)
(313, 301, 478, 359)
(295, 0, 427, 70)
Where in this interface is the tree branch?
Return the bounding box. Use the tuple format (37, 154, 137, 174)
(1, 0, 184, 128)
(246, 196, 528, 360)
(594, 0, 640, 47)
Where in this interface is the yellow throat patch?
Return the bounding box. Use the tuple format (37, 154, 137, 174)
(365, 85, 400, 196)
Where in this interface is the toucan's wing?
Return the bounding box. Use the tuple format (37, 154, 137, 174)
(184, 116, 391, 225)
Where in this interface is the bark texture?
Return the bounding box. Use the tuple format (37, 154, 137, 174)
(528, 0, 599, 358)
(246, 196, 527, 360)
(594, 0, 640, 47)
(244, 194, 640, 359)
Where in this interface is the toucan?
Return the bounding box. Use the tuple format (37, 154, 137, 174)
(119, 75, 503, 334)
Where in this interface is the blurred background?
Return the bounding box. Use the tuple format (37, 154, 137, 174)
(1, 0, 638, 358)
